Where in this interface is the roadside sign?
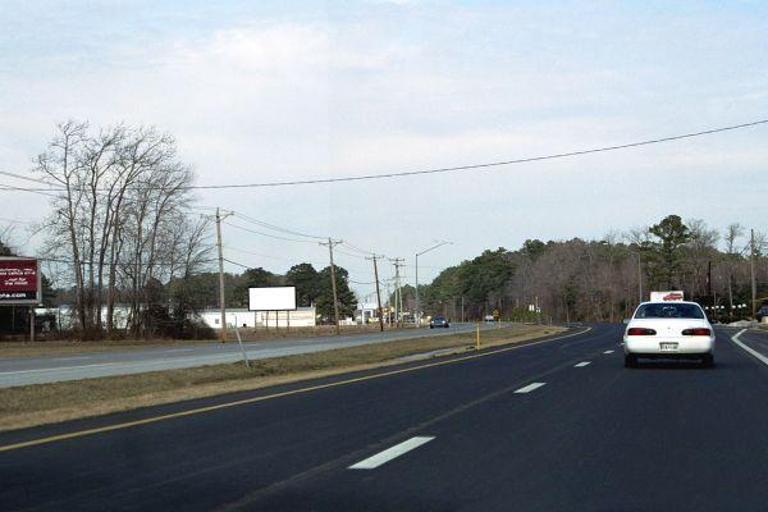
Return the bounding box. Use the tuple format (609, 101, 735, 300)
(248, 286, 297, 311)
(649, 291, 685, 302)
(0, 257, 41, 305)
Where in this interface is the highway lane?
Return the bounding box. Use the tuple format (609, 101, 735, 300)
(3, 324, 768, 511)
(0, 322, 495, 388)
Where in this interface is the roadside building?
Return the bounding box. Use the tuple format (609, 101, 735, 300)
(198, 306, 317, 329)
(355, 302, 380, 324)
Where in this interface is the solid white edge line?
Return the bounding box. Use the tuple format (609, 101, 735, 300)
(574, 361, 591, 367)
(349, 436, 435, 470)
(731, 329, 768, 367)
(513, 382, 547, 394)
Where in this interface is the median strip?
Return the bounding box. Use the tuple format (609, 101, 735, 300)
(349, 436, 435, 469)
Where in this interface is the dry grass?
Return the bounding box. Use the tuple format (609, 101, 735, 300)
(0, 325, 417, 358)
(0, 324, 565, 432)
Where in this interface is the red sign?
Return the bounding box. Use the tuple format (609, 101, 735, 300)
(0, 259, 40, 303)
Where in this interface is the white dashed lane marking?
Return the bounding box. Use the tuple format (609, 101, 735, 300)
(603, 350, 614, 354)
(574, 361, 591, 367)
(513, 382, 547, 394)
(349, 436, 435, 470)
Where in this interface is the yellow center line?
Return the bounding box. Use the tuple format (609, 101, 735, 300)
(0, 327, 591, 453)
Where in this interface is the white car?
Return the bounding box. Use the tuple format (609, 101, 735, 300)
(623, 301, 715, 368)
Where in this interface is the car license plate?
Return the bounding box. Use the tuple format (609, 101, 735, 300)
(660, 343, 678, 352)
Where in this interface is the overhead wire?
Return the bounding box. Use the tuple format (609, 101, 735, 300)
(2, 118, 765, 193)
(173, 118, 768, 189)
(229, 210, 327, 240)
(222, 221, 318, 244)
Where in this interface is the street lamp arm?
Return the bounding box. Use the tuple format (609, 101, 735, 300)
(417, 240, 453, 257)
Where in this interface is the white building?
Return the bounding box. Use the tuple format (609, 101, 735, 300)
(199, 307, 317, 329)
(47, 304, 131, 330)
(355, 301, 381, 324)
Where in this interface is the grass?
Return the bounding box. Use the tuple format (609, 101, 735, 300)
(0, 323, 565, 432)
(0, 324, 416, 358)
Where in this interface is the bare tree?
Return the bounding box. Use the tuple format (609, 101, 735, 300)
(35, 121, 211, 339)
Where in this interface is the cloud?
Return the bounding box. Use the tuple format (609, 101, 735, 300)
(1, 3, 766, 281)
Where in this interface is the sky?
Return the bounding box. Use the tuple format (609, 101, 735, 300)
(1, 0, 767, 300)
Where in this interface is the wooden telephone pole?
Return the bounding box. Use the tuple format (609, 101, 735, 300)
(321, 238, 343, 334)
(215, 208, 233, 342)
(367, 254, 385, 332)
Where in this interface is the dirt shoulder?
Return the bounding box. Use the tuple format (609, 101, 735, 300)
(0, 323, 565, 432)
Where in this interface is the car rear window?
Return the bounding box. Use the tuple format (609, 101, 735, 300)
(634, 303, 705, 319)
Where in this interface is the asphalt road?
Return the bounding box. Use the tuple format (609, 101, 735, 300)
(0, 323, 491, 388)
(2, 325, 768, 511)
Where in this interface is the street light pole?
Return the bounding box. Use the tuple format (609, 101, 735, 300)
(414, 240, 452, 326)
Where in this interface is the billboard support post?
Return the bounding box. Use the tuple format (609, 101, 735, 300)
(29, 306, 35, 342)
(248, 287, 297, 331)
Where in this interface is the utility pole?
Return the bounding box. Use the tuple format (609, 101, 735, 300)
(215, 207, 233, 343)
(390, 258, 405, 327)
(367, 254, 385, 332)
(751, 228, 757, 318)
(415, 253, 419, 325)
(385, 282, 391, 326)
(321, 238, 343, 334)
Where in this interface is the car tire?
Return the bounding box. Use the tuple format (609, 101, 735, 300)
(624, 354, 638, 368)
(702, 354, 715, 368)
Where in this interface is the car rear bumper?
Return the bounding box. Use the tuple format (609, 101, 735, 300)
(624, 337, 715, 355)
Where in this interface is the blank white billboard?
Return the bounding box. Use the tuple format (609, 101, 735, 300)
(248, 286, 297, 311)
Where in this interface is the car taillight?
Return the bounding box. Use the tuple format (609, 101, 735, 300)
(627, 327, 656, 335)
(682, 328, 711, 336)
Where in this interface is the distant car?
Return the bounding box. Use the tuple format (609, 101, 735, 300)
(623, 301, 715, 368)
(483, 315, 495, 322)
(757, 304, 768, 322)
(429, 316, 450, 329)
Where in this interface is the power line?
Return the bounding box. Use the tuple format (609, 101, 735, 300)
(0, 170, 58, 187)
(3, 118, 765, 193)
(178, 118, 768, 189)
(27, 255, 217, 268)
(222, 221, 318, 244)
(334, 248, 370, 260)
(348, 279, 376, 285)
(342, 241, 375, 255)
(0, 216, 37, 225)
(223, 258, 251, 269)
(0, 182, 61, 198)
(230, 210, 327, 240)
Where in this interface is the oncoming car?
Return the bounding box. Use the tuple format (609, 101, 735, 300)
(623, 301, 715, 368)
(429, 315, 450, 329)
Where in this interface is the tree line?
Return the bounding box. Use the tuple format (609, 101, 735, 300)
(168, 263, 357, 324)
(417, 215, 766, 323)
(4, 121, 766, 339)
